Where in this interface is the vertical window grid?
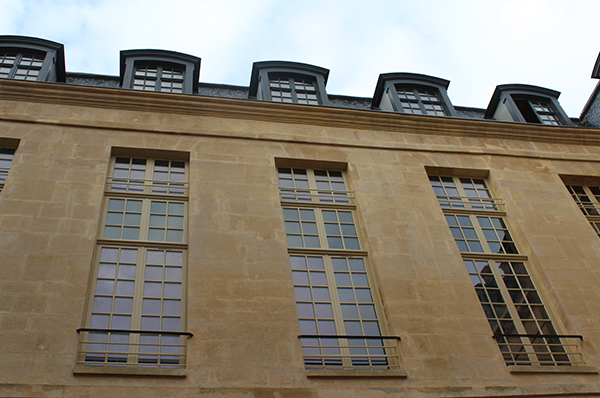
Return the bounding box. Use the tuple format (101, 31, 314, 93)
(0, 147, 16, 194)
(565, 184, 600, 238)
(279, 166, 399, 370)
(0, 51, 44, 80)
(396, 85, 446, 116)
(110, 157, 186, 196)
(269, 76, 319, 105)
(431, 175, 577, 367)
(530, 100, 560, 126)
(133, 66, 157, 91)
(132, 64, 184, 93)
(279, 168, 350, 204)
(430, 176, 497, 210)
(80, 156, 189, 369)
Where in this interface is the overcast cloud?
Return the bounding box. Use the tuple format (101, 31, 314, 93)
(1, 0, 598, 117)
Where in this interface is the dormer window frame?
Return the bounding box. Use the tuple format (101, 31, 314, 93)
(485, 84, 573, 126)
(120, 50, 201, 95)
(371, 73, 458, 117)
(0, 35, 65, 82)
(249, 61, 331, 106)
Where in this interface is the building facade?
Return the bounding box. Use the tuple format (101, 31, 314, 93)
(3, 36, 600, 397)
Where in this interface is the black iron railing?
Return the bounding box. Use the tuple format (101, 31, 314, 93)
(493, 333, 586, 366)
(298, 334, 401, 370)
(76, 328, 193, 369)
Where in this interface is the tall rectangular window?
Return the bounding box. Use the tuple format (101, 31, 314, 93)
(78, 156, 191, 370)
(564, 184, 600, 237)
(430, 175, 585, 367)
(0, 147, 16, 194)
(278, 166, 401, 371)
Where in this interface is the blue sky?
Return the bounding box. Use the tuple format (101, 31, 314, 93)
(1, 0, 599, 117)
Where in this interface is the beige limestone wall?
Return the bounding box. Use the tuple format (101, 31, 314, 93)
(2, 84, 600, 397)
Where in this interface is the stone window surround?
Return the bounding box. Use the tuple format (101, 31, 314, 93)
(277, 159, 405, 377)
(428, 169, 593, 372)
(75, 149, 191, 376)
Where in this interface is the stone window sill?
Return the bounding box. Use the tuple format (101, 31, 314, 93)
(73, 365, 187, 377)
(306, 369, 407, 378)
(508, 365, 598, 374)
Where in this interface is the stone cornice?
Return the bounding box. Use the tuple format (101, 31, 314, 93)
(1, 79, 600, 146)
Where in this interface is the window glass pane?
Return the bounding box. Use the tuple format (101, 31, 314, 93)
(142, 299, 161, 315)
(297, 303, 314, 318)
(92, 296, 113, 313)
(163, 300, 181, 316)
(164, 283, 181, 298)
(315, 303, 333, 318)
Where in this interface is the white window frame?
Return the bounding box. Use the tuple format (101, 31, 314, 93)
(77, 155, 191, 372)
(430, 174, 586, 368)
(278, 165, 403, 372)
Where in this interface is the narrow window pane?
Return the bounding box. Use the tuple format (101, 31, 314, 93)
(98, 263, 117, 278)
(116, 281, 135, 296)
(299, 320, 317, 334)
(163, 300, 181, 316)
(142, 299, 161, 315)
(315, 303, 334, 318)
(162, 318, 180, 332)
(164, 283, 181, 298)
(144, 282, 162, 297)
(312, 287, 331, 301)
(117, 264, 136, 279)
(92, 296, 113, 313)
(297, 303, 315, 318)
(165, 267, 182, 282)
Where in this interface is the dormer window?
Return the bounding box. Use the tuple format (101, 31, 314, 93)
(249, 61, 330, 105)
(485, 84, 572, 126)
(0, 36, 65, 82)
(120, 50, 200, 94)
(372, 73, 457, 117)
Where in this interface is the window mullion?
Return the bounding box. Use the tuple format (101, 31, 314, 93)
(126, 247, 146, 365)
(324, 256, 344, 332)
(323, 256, 352, 367)
(490, 259, 539, 362)
(306, 169, 318, 202)
(144, 159, 154, 194)
(8, 53, 21, 79)
(584, 186, 600, 208)
(527, 100, 544, 124)
(470, 215, 494, 254)
(130, 248, 146, 331)
(413, 88, 426, 114)
(289, 77, 299, 104)
(140, 199, 151, 241)
(314, 209, 328, 249)
(487, 259, 539, 365)
(155, 66, 164, 93)
(488, 260, 523, 332)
